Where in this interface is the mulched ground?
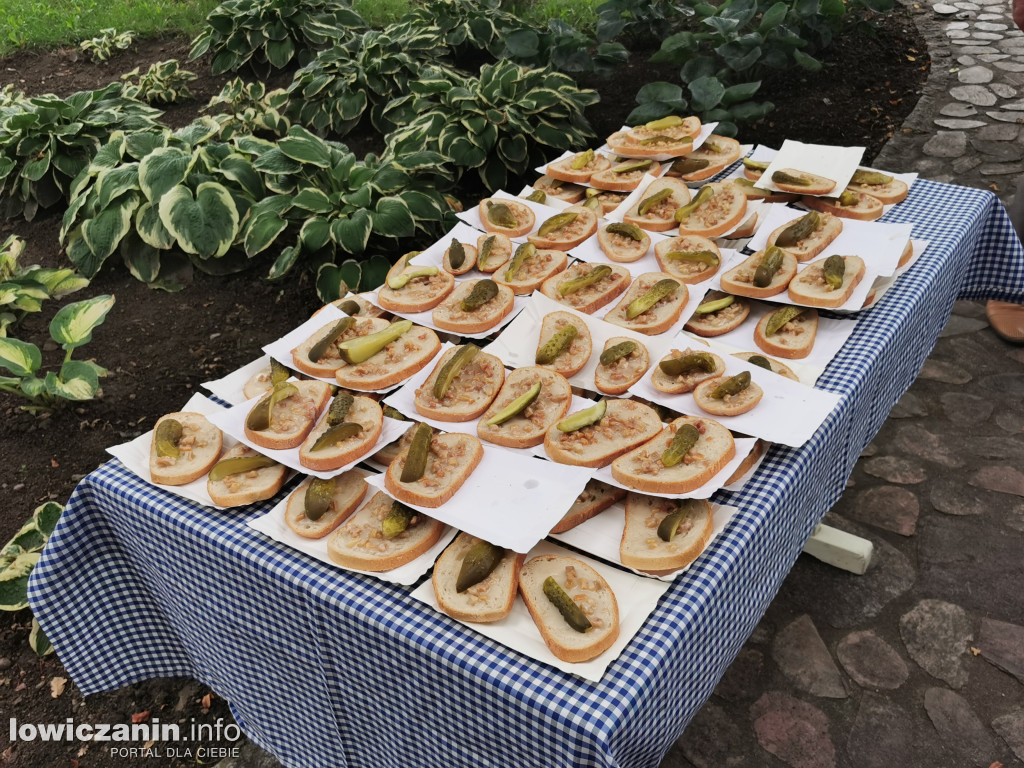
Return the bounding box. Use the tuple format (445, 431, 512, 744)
(0, 12, 929, 767)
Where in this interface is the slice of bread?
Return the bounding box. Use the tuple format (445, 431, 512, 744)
(539, 262, 631, 314)
(478, 198, 535, 238)
(754, 307, 819, 359)
(788, 255, 866, 308)
(385, 432, 483, 508)
(772, 168, 836, 195)
(432, 533, 526, 623)
(327, 490, 445, 571)
(602, 272, 688, 335)
(668, 135, 742, 182)
(676, 181, 748, 238)
(546, 151, 612, 183)
(312, 294, 388, 320)
(728, 210, 760, 239)
(611, 415, 736, 494)
(589, 159, 663, 192)
(298, 395, 384, 472)
(544, 398, 663, 468)
(527, 206, 599, 251)
(150, 412, 223, 486)
(535, 311, 593, 377)
(519, 555, 620, 663)
(370, 419, 427, 467)
(654, 234, 722, 284)
(442, 240, 478, 275)
(651, 348, 726, 394)
(335, 325, 441, 391)
(475, 232, 514, 273)
(284, 470, 368, 539)
(492, 247, 567, 295)
(414, 346, 505, 422)
(732, 351, 800, 381)
(765, 211, 843, 263)
(684, 292, 750, 337)
(592, 190, 629, 214)
(723, 437, 768, 485)
(594, 336, 650, 396)
(719, 249, 799, 299)
(243, 366, 276, 400)
(291, 318, 391, 378)
(693, 374, 764, 416)
(244, 380, 333, 450)
(432, 279, 515, 335)
(596, 223, 652, 263)
(377, 269, 455, 313)
(622, 178, 693, 232)
(732, 177, 799, 204)
(477, 366, 572, 449)
(207, 444, 287, 507)
(551, 479, 626, 534)
(606, 117, 701, 158)
(898, 239, 914, 270)
(620, 494, 713, 572)
(846, 175, 909, 204)
(534, 175, 587, 204)
(801, 190, 883, 221)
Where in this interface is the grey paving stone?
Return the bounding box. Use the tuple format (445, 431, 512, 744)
(970, 465, 1024, 495)
(996, 410, 1024, 433)
(889, 391, 929, 418)
(845, 693, 917, 768)
(972, 31, 1005, 39)
(851, 485, 920, 534)
(928, 477, 988, 515)
(992, 709, 1024, 762)
(958, 45, 1001, 53)
(995, 61, 1024, 72)
(835, 631, 909, 690)
(950, 85, 998, 105)
(976, 122, 1021, 139)
(956, 54, 978, 65)
(978, 11, 1006, 17)
(772, 615, 848, 699)
(749, 619, 775, 645)
(989, 83, 1019, 98)
(946, 19, 971, 27)
(924, 688, 1000, 765)
(862, 456, 927, 484)
(946, 27, 972, 37)
(894, 423, 966, 467)
(971, 139, 1024, 162)
(674, 702, 749, 768)
(961, 435, 1024, 460)
(899, 599, 973, 688)
(934, 3, 960, 11)
(958, 64, 994, 83)
(953, 299, 987, 318)
(934, 118, 988, 129)
(977, 372, 1024, 395)
(751, 692, 836, 768)
(940, 313, 990, 335)
(939, 391, 994, 423)
(981, 161, 1024, 174)
(976, 20, 1010, 29)
(923, 130, 969, 157)
(1003, 502, 1024, 532)
(956, 1, 982, 8)
(985, 110, 1024, 122)
(918, 358, 973, 384)
(953, 155, 984, 173)
(977, 52, 1011, 60)
(713, 648, 766, 703)
(979, 617, 1024, 683)
(860, 441, 879, 458)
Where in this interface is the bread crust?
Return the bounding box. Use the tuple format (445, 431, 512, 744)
(535, 311, 593, 377)
(595, 336, 649, 395)
(723, 437, 768, 486)
(243, 368, 275, 401)
(284, 471, 368, 539)
(588, 159, 663, 192)
(692, 375, 764, 416)
(527, 206, 598, 251)
(684, 292, 750, 338)
(731, 352, 799, 381)
(477, 367, 572, 448)
(653, 235, 722, 284)
(475, 233, 514, 273)
(719, 249, 799, 299)
(801, 191, 883, 221)
(596, 224, 651, 263)
(150, 412, 223, 486)
(606, 117, 701, 158)
(766, 211, 843, 262)
(533, 175, 586, 203)
(788, 255, 866, 309)
(377, 269, 455, 313)
(431, 279, 515, 335)
(670, 135, 742, 182)
(676, 181, 748, 238)
(298, 395, 384, 472)
(327, 490, 444, 571)
(610, 415, 736, 494)
(602, 272, 688, 335)
(623, 178, 692, 232)
(442, 241, 478, 275)
(539, 262, 631, 315)
(620, 494, 713, 571)
(432, 533, 526, 623)
(651, 348, 726, 394)
(543, 398, 663, 468)
(846, 177, 909, 204)
(772, 168, 836, 195)
(334, 325, 442, 391)
(478, 198, 535, 238)
(243, 380, 332, 450)
(414, 347, 505, 422)
(753, 308, 819, 359)
(551, 479, 627, 534)
(291, 317, 391, 378)
(385, 432, 483, 508)
(492, 248, 567, 295)
(546, 152, 612, 183)
(207, 444, 287, 507)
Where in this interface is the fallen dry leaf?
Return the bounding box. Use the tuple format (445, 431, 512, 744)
(14, 682, 25, 692)
(2, 745, 13, 761)
(202, 692, 214, 711)
(50, 458, 59, 468)
(971, 646, 982, 656)
(131, 710, 150, 724)
(989, 762, 1004, 768)
(50, 677, 67, 698)
(76, 743, 88, 757)
(143, 740, 155, 750)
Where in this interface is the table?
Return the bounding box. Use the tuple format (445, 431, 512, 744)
(28, 180, 1024, 768)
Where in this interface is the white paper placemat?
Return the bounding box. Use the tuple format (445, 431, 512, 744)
(753, 140, 864, 196)
(517, 185, 574, 211)
(202, 354, 272, 406)
(862, 239, 929, 308)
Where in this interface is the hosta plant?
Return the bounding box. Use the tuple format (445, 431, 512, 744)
(595, 0, 692, 45)
(121, 60, 198, 105)
(627, 79, 772, 138)
(0, 234, 89, 337)
(0, 83, 163, 221)
(204, 78, 291, 140)
(1, 85, 24, 107)
(0, 293, 114, 409)
(399, 0, 523, 58)
(189, 0, 369, 78)
(80, 28, 135, 61)
(502, 19, 628, 76)
(383, 60, 598, 192)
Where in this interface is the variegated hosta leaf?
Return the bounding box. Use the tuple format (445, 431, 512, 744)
(2, 519, 43, 556)
(277, 125, 331, 168)
(33, 501, 63, 539)
(135, 202, 175, 250)
(330, 210, 372, 254)
(88, 132, 126, 173)
(81, 193, 136, 264)
(96, 164, 140, 209)
(139, 147, 190, 203)
(49, 294, 115, 351)
(0, 337, 41, 376)
(25, 268, 89, 298)
(372, 196, 415, 238)
(158, 182, 239, 259)
(29, 618, 53, 656)
(300, 217, 331, 252)
(315, 262, 349, 304)
(48, 360, 101, 400)
(0, 552, 40, 611)
(268, 243, 301, 279)
(243, 210, 288, 257)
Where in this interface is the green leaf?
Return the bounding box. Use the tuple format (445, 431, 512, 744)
(793, 49, 823, 72)
(0, 552, 38, 611)
(330, 210, 372, 254)
(266, 37, 296, 69)
(635, 81, 685, 105)
(3, 520, 44, 554)
(49, 294, 115, 351)
(760, 2, 789, 31)
(315, 262, 348, 303)
(689, 75, 727, 113)
(372, 197, 415, 238)
(158, 182, 240, 259)
(135, 202, 175, 250)
(53, 359, 100, 400)
(268, 244, 301, 280)
(244, 211, 288, 257)
(120, 231, 163, 283)
(626, 102, 680, 125)
(291, 188, 333, 213)
(21, 151, 51, 182)
(89, 134, 126, 172)
(358, 254, 392, 292)
(125, 131, 166, 160)
(82, 196, 135, 263)
(139, 147, 190, 203)
(29, 618, 53, 656)
(300, 216, 331, 252)
(96, 165, 140, 209)
(721, 81, 762, 106)
(277, 126, 331, 168)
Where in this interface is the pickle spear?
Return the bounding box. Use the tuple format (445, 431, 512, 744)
(661, 423, 701, 467)
(772, 169, 812, 187)
(382, 500, 415, 539)
(304, 477, 336, 521)
(741, 158, 770, 172)
(388, 265, 439, 290)
(823, 255, 845, 290)
(325, 392, 354, 425)
(208, 454, 277, 482)
(626, 278, 679, 319)
(309, 422, 363, 452)
(523, 189, 546, 203)
(670, 157, 709, 175)
(456, 540, 505, 592)
(246, 381, 298, 432)
(536, 324, 578, 364)
(659, 352, 716, 377)
(673, 185, 714, 223)
(557, 400, 607, 432)
(478, 235, 496, 270)
(599, 340, 637, 366)
(538, 212, 578, 237)
(448, 239, 466, 270)
(382, 405, 408, 421)
(644, 115, 683, 131)
(747, 354, 773, 371)
(432, 345, 480, 400)
(336, 319, 412, 364)
(570, 148, 594, 170)
(485, 382, 542, 426)
(604, 223, 645, 241)
(710, 371, 751, 399)
(558, 265, 612, 296)
(851, 169, 893, 186)
(612, 159, 653, 174)
(582, 195, 603, 213)
(764, 305, 807, 336)
(637, 188, 673, 216)
(694, 295, 734, 314)
(337, 299, 361, 316)
(308, 316, 356, 363)
(155, 419, 183, 458)
(543, 576, 591, 633)
(269, 358, 290, 387)
(657, 499, 702, 542)
(486, 201, 518, 229)
(461, 279, 499, 311)
(753, 246, 785, 288)
(663, 249, 719, 267)
(505, 243, 536, 282)
(400, 422, 433, 483)
(774, 211, 820, 248)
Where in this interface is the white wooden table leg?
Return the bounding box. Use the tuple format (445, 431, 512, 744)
(802, 524, 874, 575)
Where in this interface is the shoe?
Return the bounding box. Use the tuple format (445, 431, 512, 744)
(986, 300, 1024, 344)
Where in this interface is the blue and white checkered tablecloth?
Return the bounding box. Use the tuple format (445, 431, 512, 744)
(28, 180, 1024, 768)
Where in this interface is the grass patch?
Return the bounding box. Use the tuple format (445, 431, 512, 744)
(351, 0, 414, 27)
(507, 0, 600, 30)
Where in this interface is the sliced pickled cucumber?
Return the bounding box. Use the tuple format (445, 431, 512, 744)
(644, 115, 683, 130)
(155, 419, 183, 458)
(704, 140, 727, 153)
(637, 188, 673, 216)
(710, 371, 750, 399)
(673, 185, 714, 223)
(851, 169, 893, 186)
(605, 222, 645, 241)
(626, 278, 679, 319)
(245, 381, 298, 432)
(461, 280, 498, 311)
(732, 177, 773, 198)
(557, 400, 607, 432)
(543, 576, 591, 633)
(208, 454, 277, 482)
(772, 170, 812, 187)
(774, 211, 820, 248)
(612, 159, 653, 174)
(433, 344, 480, 400)
(639, 134, 676, 146)
(837, 190, 860, 207)
(753, 246, 785, 288)
(747, 354, 773, 371)
(304, 477, 336, 521)
(657, 499, 702, 542)
(538, 212, 578, 237)
(570, 148, 594, 170)
(582, 195, 603, 213)
(478, 234, 496, 270)
(659, 352, 716, 377)
(485, 201, 518, 229)
(337, 299, 361, 316)
(456, 540, 505, 592)
(382, 405, 408, 421)
(661, 422, 700, 467)
(823, 255, 845, 290)
(505, 243, 536, 282)
(764, 305, 807, 336)
(524, 189, 546, 203)
(741, 158, 770, 172)
(309, 422, 363, 452)
(485, 381, 542, 426)
(663, 249, 719, 267)
(694, 295, 735, 314)
(325, 393, 354, 426)
(448, 239, 466, 270)
(337, 319, 412, 364)
(269, 358, 290, 387)
(536, 324, 578, 364)
(599, 340, 637, 366)
(558, 265, 612, 296)
(387, 265, 439, 290)
(308, 316, 356, 363)
(399, 422, 433, 483)
(670, 157, 709, 175)
(382, 500, 415, 539)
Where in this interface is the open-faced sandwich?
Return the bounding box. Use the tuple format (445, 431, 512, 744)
(291, 316, 392, 378)
(651, 348, 727, 394)
(589, 158, 662, 192)
(620, 495, 713, 572)
(771, 168, 836, 195)
(754, 306, 819, 359)
(719, 246, 798, 299)
(765, 210, 843, 262)
(475, 232, 515, 274)
(606, 114, 701, 158)
(207, 444, 287, 507)
(551, 479, 627, 534)
(594, 337, 649, 395)
(312, 294, 388, 320)
(587, 188, 629, 215)
(370, 416, 428, 467)
(654, 234, 722, 284)
(603, 273, 688, 335)
(596, 222, 651, 263)
(492, 243, 568, 295)
(732, 351, 800, 382)
(844, 168, 909, 204)
(298, 392, 383, 472)
(611, 414, 736, 494)
(801, 190, 883, 221)
(788, 254, 866, 308)
(243, 379, 333, 451)
(432, 533, 526, 623)
(543, 398, 663, 468)
(284, 470, 368, 539)
(478, 197, 536, 238)
(519, 554, 620, 663)
(535, 311, 593, 377)
(546, 148, 612, 184)
(442, 238, 478, 275)
(414, 344, 505, 422)
(622, 177, 692, 232)
(539, 263, 631, 314)
(150, 412, 223, 486)
(327, 490, 445, 571)
(533, 175, 587, 204)
(333, 320, 441, 391)
(667, 135, 741, 182)
(432, 278, 515, 335)
(692, 371, 763, 417)
(683, 292, 750, 337)
(674, 181, 748, 239)
(527, 205, 599, 251)
(243, 358, 290, 400)
(732, 176, 799, 204)
(385, 423, 483, 508)
(477, 366, 572, 449)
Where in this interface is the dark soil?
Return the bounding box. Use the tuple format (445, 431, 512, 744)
(0, 13, 928, 767)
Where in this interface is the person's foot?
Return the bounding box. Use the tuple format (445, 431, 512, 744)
(986, 301, 1024, 344)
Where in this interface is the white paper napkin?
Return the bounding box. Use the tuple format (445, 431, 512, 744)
(202, 354, 273, 406)
(517, 185, 574, 211)
(753, 140, 864, 196)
